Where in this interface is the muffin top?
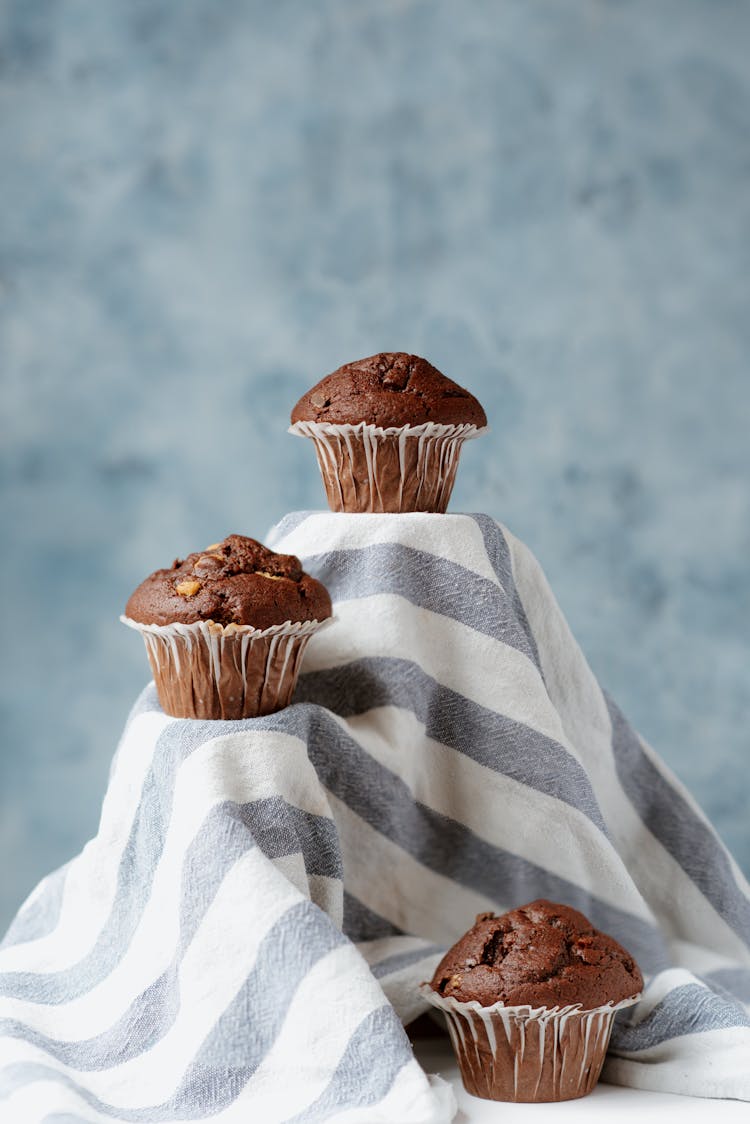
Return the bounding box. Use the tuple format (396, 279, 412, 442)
(290, 352, 487, 428)
(430, 899, 643, 1010)
(125, 534, 332, 630)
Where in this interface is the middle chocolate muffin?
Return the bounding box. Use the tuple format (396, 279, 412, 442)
(122, 534, 332, 720)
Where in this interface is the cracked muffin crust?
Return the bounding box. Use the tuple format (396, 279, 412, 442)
(430, 899, 643, 1009)
(125, 534, 332, 630)
(291, 352, 487, 428)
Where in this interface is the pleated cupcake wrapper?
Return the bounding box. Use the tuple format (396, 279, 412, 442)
(121, 616, 331, 720)
(289, 420, 487, 513)
(419, 984, 640, 1103)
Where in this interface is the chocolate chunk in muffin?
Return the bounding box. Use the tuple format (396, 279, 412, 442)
(125, 534, 332, 631)
(430, 899, 643, 1010)
(291, 352, 487, 429)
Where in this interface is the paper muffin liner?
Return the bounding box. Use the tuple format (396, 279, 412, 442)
(419, 984, 640, 1103)
(289, 420, 487, 513)
(121, 616, 330, 720)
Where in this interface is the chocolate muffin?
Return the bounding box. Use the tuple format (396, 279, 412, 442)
(125, 534, 331, 631)
(122, 535, 332, 720)
(430, 899, 642, 1010)
(291, 352, 487, 429)
(421, 900, 642, 1104)
(289, 352, 487, 513)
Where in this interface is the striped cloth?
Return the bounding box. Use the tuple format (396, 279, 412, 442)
(1, 512, 749, 1122)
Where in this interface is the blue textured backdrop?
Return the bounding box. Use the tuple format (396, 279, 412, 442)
(1, 0, 749, 930)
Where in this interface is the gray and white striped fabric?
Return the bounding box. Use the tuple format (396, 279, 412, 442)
(1, 511, 749, 1121)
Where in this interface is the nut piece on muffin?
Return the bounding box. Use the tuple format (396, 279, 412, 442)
(422, 899, 643, 1104)
(123, 534, 332, 720)
(290, 352, 487, 513)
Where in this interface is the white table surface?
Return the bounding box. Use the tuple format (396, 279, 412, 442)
(411, 1035, 749, 1122)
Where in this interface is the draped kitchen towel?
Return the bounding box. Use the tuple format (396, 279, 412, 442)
(1, 511, 749, 1122)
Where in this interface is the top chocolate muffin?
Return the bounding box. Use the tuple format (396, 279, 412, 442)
(291, 352, 487, 429)
(430, 899, 643, 1010)
(125, 534, 332, 630)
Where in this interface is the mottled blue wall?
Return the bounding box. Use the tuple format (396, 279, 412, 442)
(1, 0, 749, 929)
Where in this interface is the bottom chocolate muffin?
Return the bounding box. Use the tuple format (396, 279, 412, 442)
(422, 900, 643, 1103)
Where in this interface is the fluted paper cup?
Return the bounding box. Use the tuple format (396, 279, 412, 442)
(121, 616, 330, 720)
(420, 984, 639, 1103)
(289, 420, 486, 513)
